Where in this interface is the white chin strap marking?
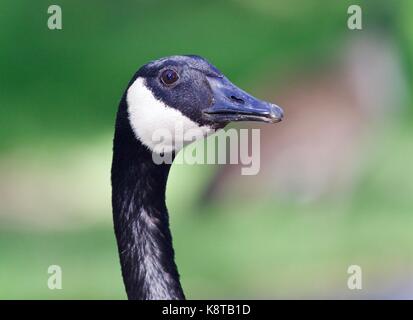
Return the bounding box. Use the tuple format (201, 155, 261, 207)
(127, 77, 214, 153)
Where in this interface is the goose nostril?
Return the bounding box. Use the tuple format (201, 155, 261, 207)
(230, 95, 245, 104)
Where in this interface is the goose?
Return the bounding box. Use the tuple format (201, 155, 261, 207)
(111, 55, 283, 300)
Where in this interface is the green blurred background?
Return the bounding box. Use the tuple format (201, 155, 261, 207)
(0, 0, 412, 299)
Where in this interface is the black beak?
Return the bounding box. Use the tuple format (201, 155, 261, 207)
(203, 76, 283, 124)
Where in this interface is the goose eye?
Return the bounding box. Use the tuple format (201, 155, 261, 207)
(160, 69, 179, 85)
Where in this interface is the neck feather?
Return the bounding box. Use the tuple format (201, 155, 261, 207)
(111, 101, 185, 300)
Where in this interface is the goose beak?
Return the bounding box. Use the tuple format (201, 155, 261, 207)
(203, 76, 284, 124)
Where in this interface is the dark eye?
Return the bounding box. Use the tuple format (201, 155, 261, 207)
(160, 69, 179, 85)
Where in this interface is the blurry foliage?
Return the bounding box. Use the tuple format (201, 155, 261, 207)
(2, 125, 413, 299)
(0, 0, 411, 150)
(399, 0, 413, 120)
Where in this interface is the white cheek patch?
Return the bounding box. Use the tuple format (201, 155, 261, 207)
(127, 77, 214, 153)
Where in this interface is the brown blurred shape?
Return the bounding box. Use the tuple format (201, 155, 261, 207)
(202, 34, 406, 203)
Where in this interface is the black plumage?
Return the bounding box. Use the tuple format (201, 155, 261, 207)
(111, 55, 283, 300)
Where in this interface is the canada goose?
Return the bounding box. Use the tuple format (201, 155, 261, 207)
(111, 55, 283, 300)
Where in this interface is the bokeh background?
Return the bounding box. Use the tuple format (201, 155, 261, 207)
(0, 0, 412, 299)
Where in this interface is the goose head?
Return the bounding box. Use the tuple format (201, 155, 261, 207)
(125, 55, 283, 153)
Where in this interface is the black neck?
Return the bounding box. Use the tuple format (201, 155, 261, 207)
(111, 98, 185, 300)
